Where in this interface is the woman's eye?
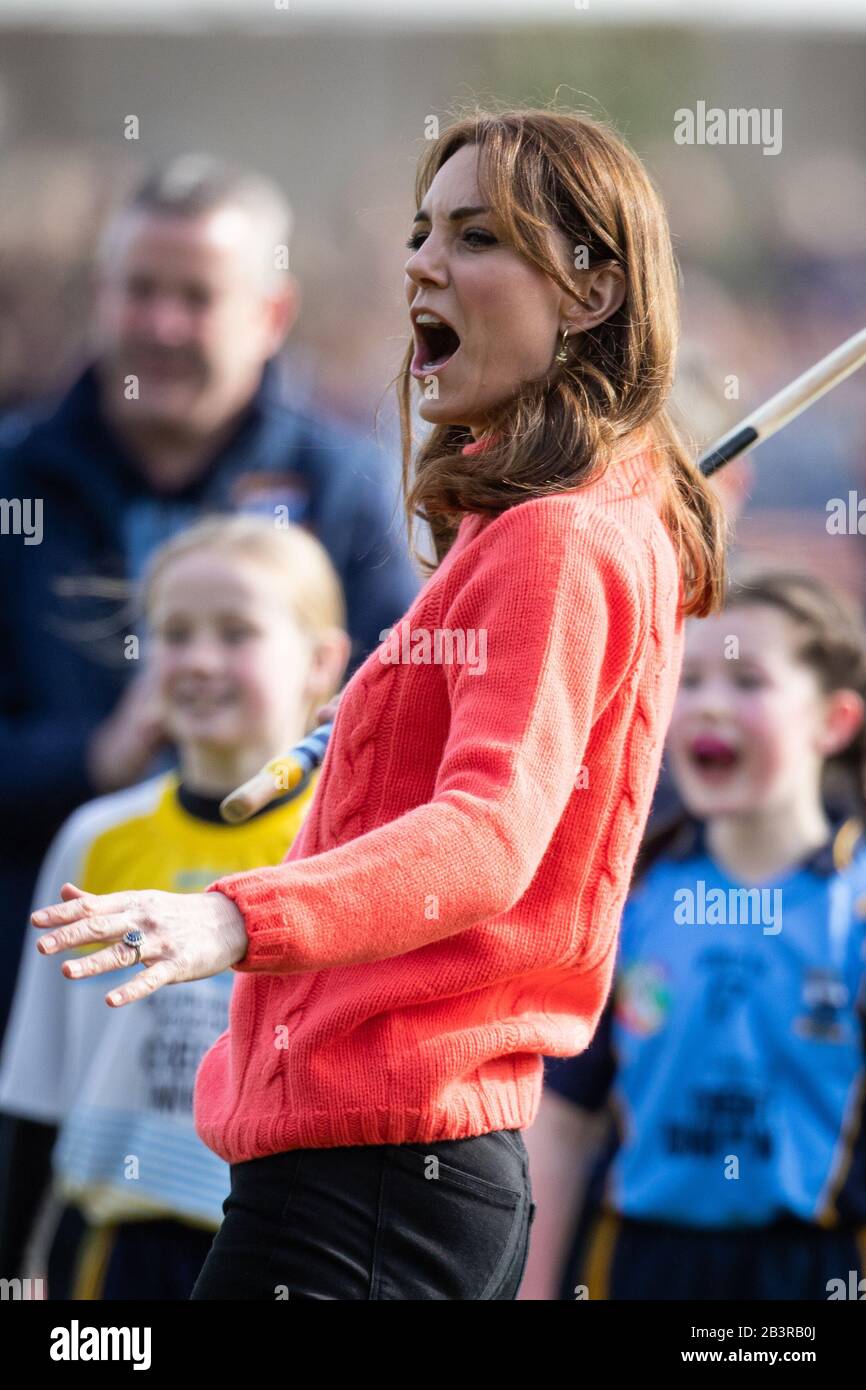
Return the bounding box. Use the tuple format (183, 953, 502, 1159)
(405, 227, 497, 251)
(462, 228, 497, 247)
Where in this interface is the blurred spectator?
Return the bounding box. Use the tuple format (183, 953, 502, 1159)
(0, 154, 419, 1045)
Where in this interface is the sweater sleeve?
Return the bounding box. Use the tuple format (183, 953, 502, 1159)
(207, 501, 645, 973)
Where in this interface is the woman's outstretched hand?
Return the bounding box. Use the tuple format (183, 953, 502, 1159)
(31, 883, 248, 1008)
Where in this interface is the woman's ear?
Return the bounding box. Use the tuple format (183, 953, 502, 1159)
(564, 262, 627, 334)
(818, 687, 865, 759)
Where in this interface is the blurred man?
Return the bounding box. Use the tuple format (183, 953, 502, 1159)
(0, 155, 419, 1044)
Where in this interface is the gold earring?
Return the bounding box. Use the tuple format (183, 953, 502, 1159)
(555, 328, 570, 363)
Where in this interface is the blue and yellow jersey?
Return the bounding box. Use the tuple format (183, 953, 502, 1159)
(0, 768, 317, 1230)
(545, 816, 866, 1229)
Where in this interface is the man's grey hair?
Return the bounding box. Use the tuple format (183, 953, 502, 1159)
(99, 154, 294, 288)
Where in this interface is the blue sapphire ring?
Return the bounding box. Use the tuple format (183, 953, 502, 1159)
(122, 928, 144, 966)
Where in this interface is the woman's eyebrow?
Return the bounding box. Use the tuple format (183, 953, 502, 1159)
(412, 204, 491, 225)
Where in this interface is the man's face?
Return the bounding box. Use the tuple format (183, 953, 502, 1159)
(95, 206, 296, 433)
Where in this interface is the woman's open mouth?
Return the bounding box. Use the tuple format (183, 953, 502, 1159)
(410, 311, 462, 378)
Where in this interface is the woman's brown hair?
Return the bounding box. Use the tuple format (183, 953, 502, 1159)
(396, 104, 727, 617)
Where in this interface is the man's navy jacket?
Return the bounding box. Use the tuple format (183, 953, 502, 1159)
(0, 359, 420, 1038)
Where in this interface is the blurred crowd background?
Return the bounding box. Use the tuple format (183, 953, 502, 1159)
(1, 4, 865, 589)
(1, 0, 865, 1304)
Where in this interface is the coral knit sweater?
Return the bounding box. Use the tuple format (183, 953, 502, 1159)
(193, 432, 685, 1162)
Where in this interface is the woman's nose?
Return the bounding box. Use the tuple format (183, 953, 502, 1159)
(405, 239, 448, 288)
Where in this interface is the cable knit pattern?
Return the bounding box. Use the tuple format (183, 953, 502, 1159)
(193, 434, 685, 1162)
(321, 659, 398, 845)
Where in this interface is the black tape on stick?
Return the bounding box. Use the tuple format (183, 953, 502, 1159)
(698, 426, 759, 478)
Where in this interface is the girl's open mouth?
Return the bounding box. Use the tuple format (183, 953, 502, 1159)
(410, 312, 462, 378)
(688, 733, 742, 779)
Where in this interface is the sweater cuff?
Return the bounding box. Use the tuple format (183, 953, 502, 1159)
(205, 876, 302, 974)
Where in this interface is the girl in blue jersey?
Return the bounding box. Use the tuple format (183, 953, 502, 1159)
(0, 515, 349, 1299)
(525, 568, 866, 1301)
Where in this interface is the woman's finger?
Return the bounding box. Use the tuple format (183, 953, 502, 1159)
(32, 885, 140, 931)
(106, 960, 178, 1008)
(59, 883, 88, 900)
(31, 895, 93, 929)
(54, 880, 102, 908)
(62, 939, 143, 979)
(35, 912, 134, 955)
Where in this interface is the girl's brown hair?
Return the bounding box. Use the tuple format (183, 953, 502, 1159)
(142, 514, 347, 732)
(396, 105, 727, 617)
(636, 568, 866, 881)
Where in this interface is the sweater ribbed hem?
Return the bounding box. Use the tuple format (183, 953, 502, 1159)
(196, 1071, 543, 1163)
